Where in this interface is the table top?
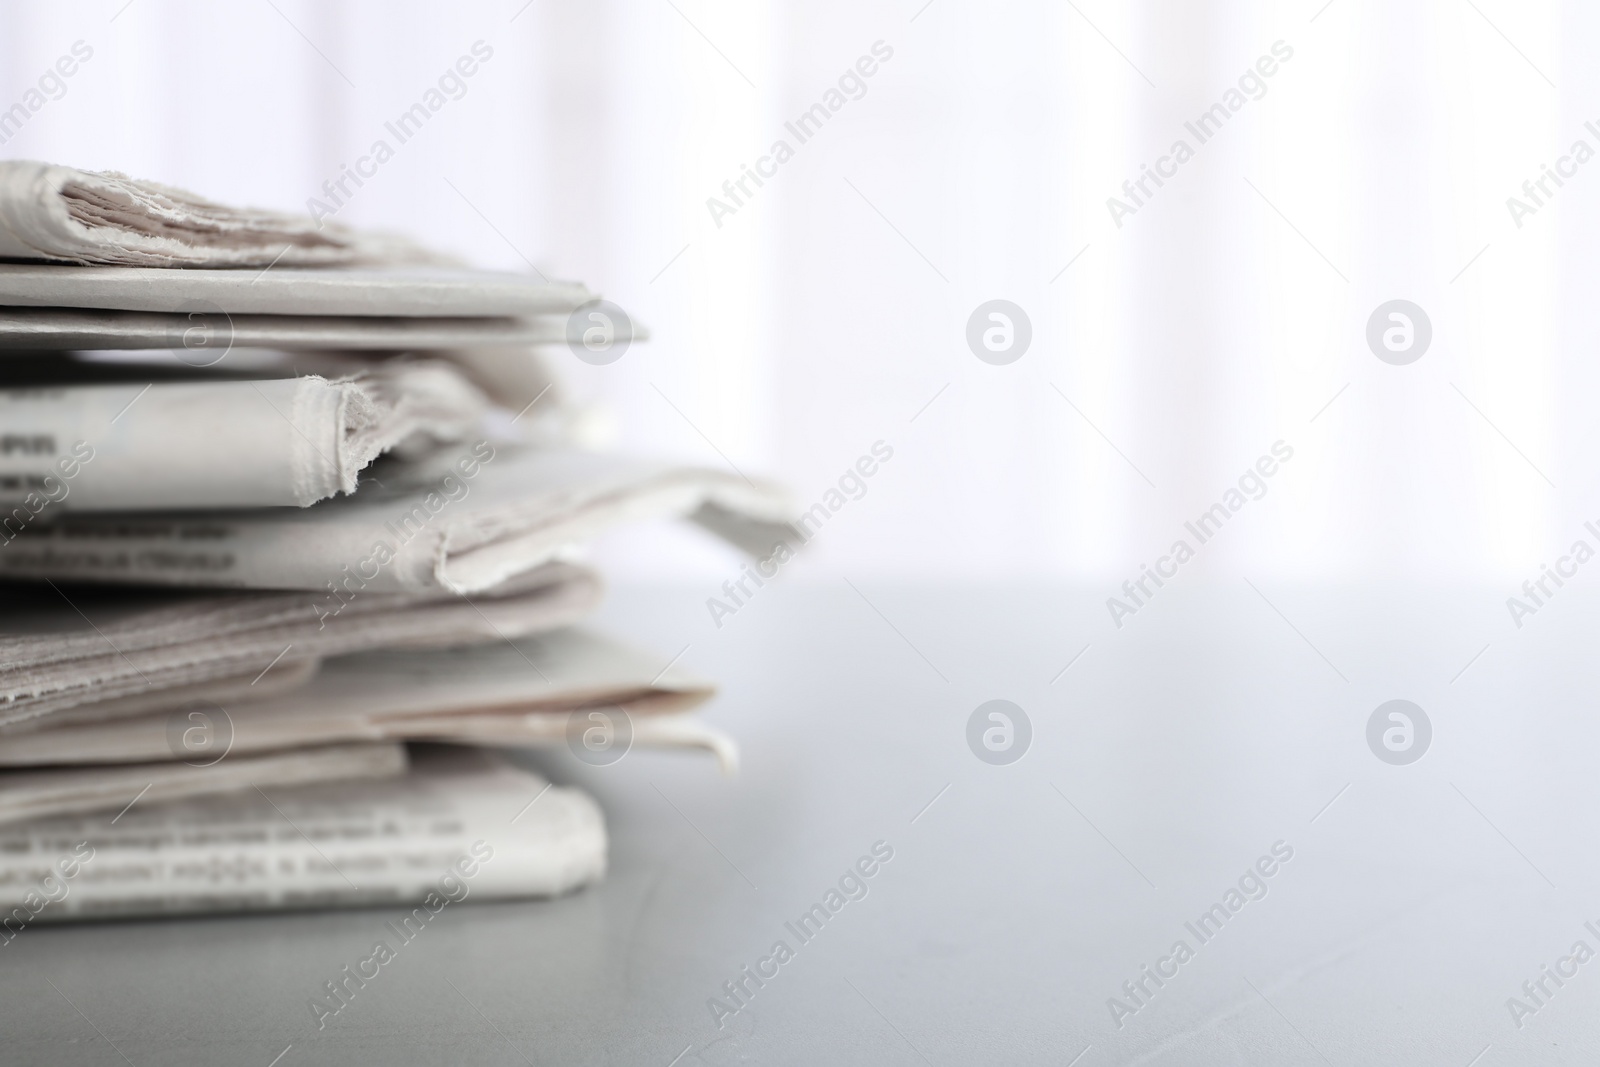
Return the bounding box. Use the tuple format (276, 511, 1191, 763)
(3, 580, 1595, 1066)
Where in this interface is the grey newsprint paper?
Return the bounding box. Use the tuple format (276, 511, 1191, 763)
(0, 627, 736, 772)
(0, 561, 601, 730)
(0, 160, 424, 267)
(0, 262, 590, 318)
(0, 741, 405, 828)
(0, 361, 489, 510)
(0, 306, 582, 351)
(0, 446, 796, 594)
(0, 746, 606, 922)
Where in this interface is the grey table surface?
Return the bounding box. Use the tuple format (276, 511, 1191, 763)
(3, 580, 1597, 1066)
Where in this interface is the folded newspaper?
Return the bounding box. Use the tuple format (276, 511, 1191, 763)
(0, 627, 736, 773)
(0, 262, 591, 317)
(0, 306, 585, 351)
(1, 361, 489, 510)
(0, 741, 406, 828)
(0, 746, 606, 921)
(0, 445, 795, 593)
(0, 348, 574, 438)
(0, 560, 601, 731)
(0, 160, 425, 267)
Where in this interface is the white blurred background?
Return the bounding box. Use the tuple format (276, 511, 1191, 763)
(0, 0, 1588, 587)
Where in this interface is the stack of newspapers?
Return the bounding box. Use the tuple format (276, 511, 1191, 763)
(0, 162, 790, 921)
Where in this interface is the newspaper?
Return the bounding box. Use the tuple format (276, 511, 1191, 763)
(0, 306, 585, 350)
(0, 560, 601, 731)
(0, 362, 488, 510)
(0, 628, 737, 772)
(0, 160, 427, 267)
(0, 348, 389, 384)
(0, 348, 579, 449)
(0, 263, 590, 318)
(0, 741, 405, 828)
(0, 446, 795, 594)
(0, 746, 605, 921)
(4, 343, 567, 409)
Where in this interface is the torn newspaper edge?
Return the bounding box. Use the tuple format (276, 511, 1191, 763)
(0, 362, 489, 510)
(0, 161, 427, 267)
(0, 349, 581, 452)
